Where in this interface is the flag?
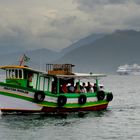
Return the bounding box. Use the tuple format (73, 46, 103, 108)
(23, 54, 30, 62)
(19, 54, 30, 66)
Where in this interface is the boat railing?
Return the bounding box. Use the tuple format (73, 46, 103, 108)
(46, 64, 75, 75)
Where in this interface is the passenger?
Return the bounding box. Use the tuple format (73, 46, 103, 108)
(86, 82, 93, 92)
(93, 83, 98, 92)
(81, 82, 87, 93)
(61, 83, 68, 93)
(52, 81, 57, 94)
(28, 73, 33, 88)
(99, 85, 104, 91)
(74, 82, 81, 93)
(68, 82, 75, 93)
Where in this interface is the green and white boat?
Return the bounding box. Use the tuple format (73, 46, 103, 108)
(0, 62, 113, 114)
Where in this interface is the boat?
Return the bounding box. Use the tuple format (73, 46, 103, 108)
(0, 57, 113, 114)
(117, 64, 131, 75)
(117, 64, 140, 75)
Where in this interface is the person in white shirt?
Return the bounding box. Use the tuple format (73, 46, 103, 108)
(81, 82, 87, 93)
(69, 82, 75, 93)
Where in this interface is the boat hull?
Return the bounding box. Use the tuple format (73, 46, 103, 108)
(0, 85, 110, 114)
(0, 95, 108, 114)
(1, 103, 108, 113)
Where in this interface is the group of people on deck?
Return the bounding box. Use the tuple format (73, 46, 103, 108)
(51, 77, 104, 94)
(60, 81, 102, 93)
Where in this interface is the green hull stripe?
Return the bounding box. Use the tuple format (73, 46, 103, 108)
(39, 100, 108, 108)
(45, 92, 98, 98)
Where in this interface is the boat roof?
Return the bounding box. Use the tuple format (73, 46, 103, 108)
(0, 65, 30, 69)
(47, 72, 106, 79)
(0, 65, 47, 74)
(0, 65, 106, 79)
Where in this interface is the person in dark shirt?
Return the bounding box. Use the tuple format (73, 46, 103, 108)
(86, 82, 93, 92)
(93, 83, 98, 92)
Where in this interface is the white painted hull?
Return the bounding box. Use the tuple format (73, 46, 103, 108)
(0, 85, 109, 113)
(0, 94, 42, 112)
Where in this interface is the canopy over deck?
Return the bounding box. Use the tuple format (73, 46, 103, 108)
(0, 65, 106, 79)
(47, 72, 106, 79)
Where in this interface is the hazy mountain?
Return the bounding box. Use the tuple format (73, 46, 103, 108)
(1, 30, 140, 74)
(0, 33, 105, 69)
(56, 30, 140, 73)
(26, 48, 60, 70)
(61, 33, 105, 54)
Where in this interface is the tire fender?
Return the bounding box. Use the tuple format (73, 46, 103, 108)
(57, 95, 67, 107)
(78, 94, 87, 105)
(97, 91, 105, 101)
(34, 91, 45, 102)
(106, 92, 113, 102)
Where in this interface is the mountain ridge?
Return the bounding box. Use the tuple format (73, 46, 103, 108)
(0, 29, 140, 74)
(61, 33, 105, 54)
(55, 30, 140, 73)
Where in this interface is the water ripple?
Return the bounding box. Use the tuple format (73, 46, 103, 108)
(1, 75, 140, 140)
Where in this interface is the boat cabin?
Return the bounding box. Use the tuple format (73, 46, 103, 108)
(0, 65, 52, 92)
(0, 64, 106, 95)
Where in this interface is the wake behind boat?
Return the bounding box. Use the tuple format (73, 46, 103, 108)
(0, 56, 113, 114)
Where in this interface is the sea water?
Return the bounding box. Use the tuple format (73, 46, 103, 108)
(0, 75, 140, 140)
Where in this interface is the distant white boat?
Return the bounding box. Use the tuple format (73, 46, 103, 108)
(117, 64, 140, 75)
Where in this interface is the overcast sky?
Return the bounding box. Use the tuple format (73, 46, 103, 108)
(0, 0, 140, 51)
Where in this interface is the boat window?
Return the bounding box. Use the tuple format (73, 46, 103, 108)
(44, 78, 49, 91)
(7, 69, 11, 79)
(8, 69, 15, 78)
(15, 69, 18, 78)
(12, 70, 15, 78)
(36, 76, 51, 91)
(44, 78, 47, 91)
(19, 70, 22, 78)
(6, 70, 9, 79)
(49, 78, 52, 92)
(7, 69, 10, 78)
(37, 76, 44, 91)
(32, 73, 38, 89)
(6, 69, 23, 79)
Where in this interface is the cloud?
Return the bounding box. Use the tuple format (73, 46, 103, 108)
(76, 0, 140, 11)
(75, 0, 140, 32)
(0, 0, 140, 52)
(0, 0, 82, 51)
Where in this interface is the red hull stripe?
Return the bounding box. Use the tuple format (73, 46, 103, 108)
(41, 103, 108, 113)
(1, 104, 108, 113)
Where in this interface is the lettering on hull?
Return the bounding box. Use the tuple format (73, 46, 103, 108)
(3, 87, 28, 94)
